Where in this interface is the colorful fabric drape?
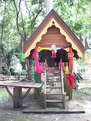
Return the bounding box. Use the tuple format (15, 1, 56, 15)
(38, 45, 71, 52)
(34, 73, 42, 92)
(68, 48, 74, 73)
(32, 46, 44, 74)
(68, 74, 76, 88)
(60, 45, 71, 50)
(68, 48, 76, 88)
(65, 63, 69, 74)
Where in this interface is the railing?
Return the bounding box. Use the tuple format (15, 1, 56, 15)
(59, 60, 65, 95)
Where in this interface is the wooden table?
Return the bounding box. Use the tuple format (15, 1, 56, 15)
(0, 81, 42, 108)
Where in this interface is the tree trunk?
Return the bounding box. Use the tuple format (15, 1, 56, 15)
(0, 50, 3, 73)
(26, 59, 35, 82)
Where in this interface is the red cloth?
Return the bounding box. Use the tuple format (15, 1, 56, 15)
(68, 74, 76, 88)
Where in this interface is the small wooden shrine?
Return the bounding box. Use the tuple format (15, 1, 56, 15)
(24, 9, 88, 108)
(24, 10, 86, 58)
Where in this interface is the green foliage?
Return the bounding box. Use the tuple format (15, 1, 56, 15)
(0, 89, 9, 106)
(1, 67, 10, 75)
(0, 44, 6, 56)
(1, 47, 22, 75)
(78, 88, 91, 96)
(31, 0, 44, 5)
(53, 0, 91, 37)
(76, 58, 86, 74)
(10, 55, 22, 75)
(5, 48, 20, 67)
(21, 69, 28, 76)
(72, 21, 83, 35)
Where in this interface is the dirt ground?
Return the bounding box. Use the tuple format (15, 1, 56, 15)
(0, 79, 91, 121)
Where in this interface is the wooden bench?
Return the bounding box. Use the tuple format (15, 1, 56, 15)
(0, 81, 42, 108)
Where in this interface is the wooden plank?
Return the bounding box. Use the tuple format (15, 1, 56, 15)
(46, 80, 60, 82)
(22, 110, 85, 114)
(46, 93, 62, 95)
(45, 99, 62, 103)
(0, 81, 42, 88)
(46, 86, 61, 89)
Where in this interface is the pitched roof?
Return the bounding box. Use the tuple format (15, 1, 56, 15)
(24, 9, 86, 58)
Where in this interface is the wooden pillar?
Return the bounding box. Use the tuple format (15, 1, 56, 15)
(13, 87, 22, 108)
(34, 88, 40, 99)
(64, 74, 72, 100)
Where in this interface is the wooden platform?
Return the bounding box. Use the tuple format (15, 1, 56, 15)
(0, 81, 42, 88)
(0, 81, 42, 108)
(22, 110, 85, 114)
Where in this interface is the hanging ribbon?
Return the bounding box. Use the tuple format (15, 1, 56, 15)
(38, 45, 71, 52)
(60, 45, 71, 50)
(38, 47, 50, 51)
(20, 52, 25, 62)
(67, 47, 76, 88)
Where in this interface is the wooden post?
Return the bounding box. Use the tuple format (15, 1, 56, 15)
(34, 88, 39, 99)
(64, 74, 72, 100)
(60, 60, 64, 94)
(13, 87, 22, 108)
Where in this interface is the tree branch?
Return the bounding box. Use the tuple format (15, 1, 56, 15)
(24, 0, 31, 17)
(76, 0, 80, 20)
(31, 4, 43, 31)
(0, 3, 6, 44)
(20, 9, 26, 38)
(13, 0, 22, 37)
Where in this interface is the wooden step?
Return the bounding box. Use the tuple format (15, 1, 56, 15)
(46, 86, 61, 89)
(53, 73, 60, 75)
(47, 75, 60, 77)
(46, 92, 66, 95)
(46, 80, 60, 82)
(53, 72, 60, 74)
(45, 99, 63, 103)
(46, 93, 63, 95)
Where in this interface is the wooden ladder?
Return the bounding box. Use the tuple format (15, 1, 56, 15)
(44, 61, 66, 109)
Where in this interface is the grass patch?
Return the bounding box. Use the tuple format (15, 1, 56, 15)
(78, 88, 91, 96)
(0, 88, 9, 106)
